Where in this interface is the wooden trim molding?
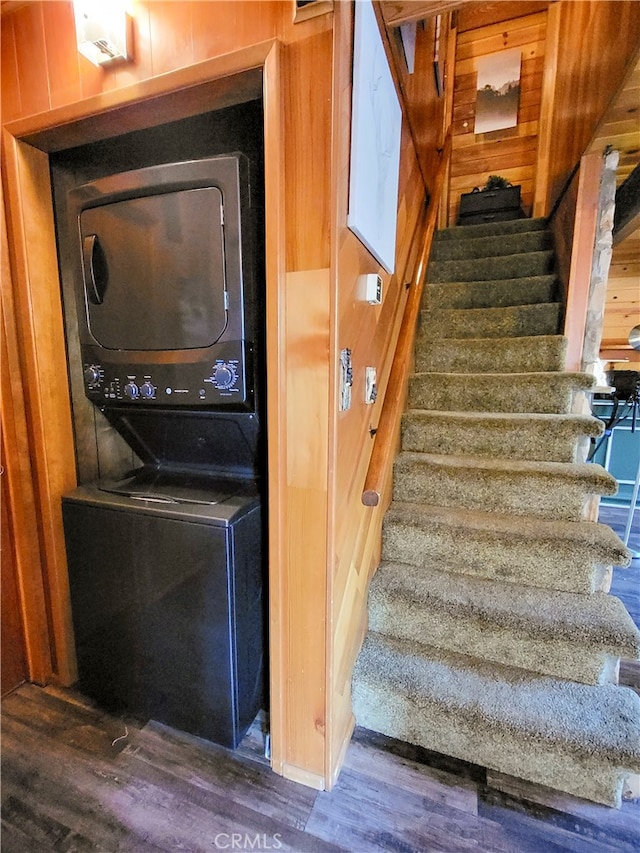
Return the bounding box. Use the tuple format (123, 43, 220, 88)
(5, 41, 272, 151)
(0, 177, 53, 685)
(533, 0, 560, 218)
(380, 1, 465, 28)
(262, 41, 288, 780)
(293, 0, 334, 24)
(362, 130, 452, 507)
(2, 133, 78, 685)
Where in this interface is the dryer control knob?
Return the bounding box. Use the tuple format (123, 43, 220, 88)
(139, 381, 156, 399)
(212, 363, 236, 390)
(124, 381, 140, 400)
(84, 365, 101, 388)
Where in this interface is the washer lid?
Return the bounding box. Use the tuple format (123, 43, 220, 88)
(102, 408, 261, 477)
(98, 467, 258, 506)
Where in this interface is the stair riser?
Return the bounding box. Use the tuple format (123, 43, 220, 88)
(431, 231, 552, 262)
(381, 518, 613, 594)
(425, 276, 559, 310)
(352, 678, 629, 808)
(428, 250, 555, 283)
(393, 463, 613, 522)
(408, 375, 582, 415)
(420, 304, 562, 339)
(401, 415, 595, 463)
(415, 336, 567, 374)
(434, 218, 548, 241)
(368, 589, 619, 685)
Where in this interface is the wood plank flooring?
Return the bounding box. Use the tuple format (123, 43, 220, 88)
(600, 504, 640, 696)
(601, 504, 640, 627)
(2, 684, 639, 853)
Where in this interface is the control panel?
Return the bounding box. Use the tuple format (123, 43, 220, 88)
(80, 342, 252, 409)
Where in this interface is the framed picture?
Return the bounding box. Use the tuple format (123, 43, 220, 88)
(433, 14, 444, 97)
(474, 48, 521, 134)
(293, 0, 333, 24)
(399, 20, 417, 74)
(347, 0, 402, 274)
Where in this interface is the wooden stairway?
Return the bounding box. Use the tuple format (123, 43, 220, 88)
(353, 217, 640, 807)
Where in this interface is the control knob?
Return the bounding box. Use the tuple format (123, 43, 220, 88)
(140, 381, 156, 399)
(124, 381, 140, 400)
(212, 363, 237, 390)
(83, 365, 101, 388)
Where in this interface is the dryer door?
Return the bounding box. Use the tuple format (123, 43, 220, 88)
(80, 186, 227, 351)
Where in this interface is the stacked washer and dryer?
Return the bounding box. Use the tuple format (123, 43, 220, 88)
(56, 143, 266, 749)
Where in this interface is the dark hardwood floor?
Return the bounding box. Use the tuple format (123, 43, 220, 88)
(600, 504, 640, 701)
(601, 504, 640, 629)
(2, 684, 639, 853)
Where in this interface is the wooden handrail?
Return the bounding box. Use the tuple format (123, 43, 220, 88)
(362, 131, 452, 506)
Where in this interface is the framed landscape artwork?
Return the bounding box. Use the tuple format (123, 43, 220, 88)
(474, 48, 521, 134)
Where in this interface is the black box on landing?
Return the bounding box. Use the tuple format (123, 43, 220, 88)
(457, 185, 524, 226)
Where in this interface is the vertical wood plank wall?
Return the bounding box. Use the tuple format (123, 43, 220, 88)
(448, 6, 547, 225)
(603, 231, 640, 350)
(1, 0, 434, 789)
(326, 2, 429, 783)
(380, 10, 451, 193)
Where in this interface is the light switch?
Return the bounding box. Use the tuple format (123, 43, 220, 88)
(365, 367, 377, 404)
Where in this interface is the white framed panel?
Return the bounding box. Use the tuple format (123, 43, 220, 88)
(347, 0, 402, 274)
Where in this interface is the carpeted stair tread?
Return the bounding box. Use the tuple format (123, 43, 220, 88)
(425, 274, 559, 310)
(368, 561, 640, 684)
(352, 632, 640, 806)
(420, 303, 562, 339)
(434, 217, 548, 241)
(382, 501, 631, 593)
(430, 229, 553, 262)
(414, 334, 567, 374)
(428, 249, 555, 283)
(393, 452, 618, 522)
(401, 410, 603, 463)
(408, 371, 595, 415)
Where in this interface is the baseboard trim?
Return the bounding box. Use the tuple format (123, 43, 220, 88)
(327, 713, 356, 790)
(281, 762, 326, 791)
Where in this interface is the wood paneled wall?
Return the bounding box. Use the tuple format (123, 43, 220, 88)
(326, 2, 429, 781)
(1, 0, 436, 791)
(447, 5, 547, 225)
(381, 10, 450, 193)
(602, 232, 640, 351)
(537, 0, 640, 214)
(0, 1, 324, 121)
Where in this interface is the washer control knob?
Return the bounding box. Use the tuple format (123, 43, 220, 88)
(139, 381, 155, 399)
(213, 363, 236, 390)
(124, 381, 140, 400)
(84, 365, 101, 388)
